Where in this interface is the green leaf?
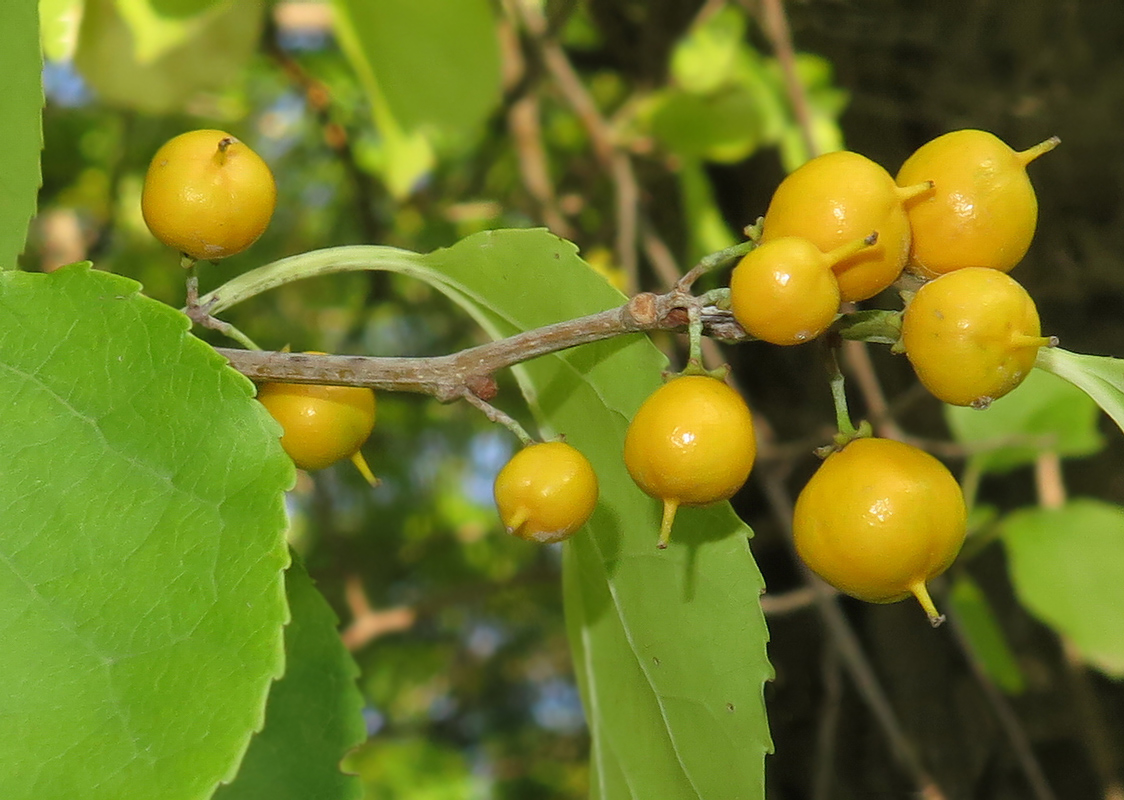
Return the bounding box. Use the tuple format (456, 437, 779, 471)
(670, 4, 747, 94)
(202, 229, 773, 799)
(944, 367, 1103, 474)
(0, 1, 42, 269)
(425, 231, 772, 799)
(215, 558, 365, 800)
(1001, 499, 1124, 678)
(74, 0, 264, 115)
(647, 86, 763, 163)
(331, 0, 501, 135)
(1036, 347, 1124, 440)
(0, 266, 292, 800)
(948, 575, 1025, 694)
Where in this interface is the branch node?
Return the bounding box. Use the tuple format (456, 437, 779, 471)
(626, 292, 659, 326)
(466, 374, 498, 402)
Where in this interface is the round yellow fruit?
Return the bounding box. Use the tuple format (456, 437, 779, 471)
(142, 129, 277, 261)
(623, 375, 756, 548)
(901, 267, 1053, 407)
(257, 380, 376, 472)
(761, 150, 930, 302)
(730, 235, 880, 345)
(896, 129, 1058, 277)
(493, 441, 599, 544)
(793, 437, 967, 624)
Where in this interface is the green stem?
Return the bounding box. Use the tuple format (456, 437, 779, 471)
(824, 343, 863, 442)
(209, 322, 261, 351)
(675, 239, 758, 293)
(687, 303, 704, 367)
(195, 245, 431, 316)
(835, 309, 902, 346)
(461, 391, 535, 446)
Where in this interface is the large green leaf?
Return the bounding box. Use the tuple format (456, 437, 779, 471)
(1001, 499, 1124, 678)
(215, 558, 365, 800)
(0, 1, 42, 270)
(74, 0, 264, 115)
(201, 228, 773, 799)
(0, 266, 292, 800)
(944, 367, 1103, 475)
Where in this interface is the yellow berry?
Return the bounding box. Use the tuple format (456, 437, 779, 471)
(729, 235, 876, 345)
(257, 377, 376, 478)
(493, 441, 599, 544)
(901, 267, 1054, 408)
(896, 129, 1058, 277)
(761, 150, 931, 302)
(793, 437, 967, 625)
(623, 375, 756, 548)
(142, 129, 277, 261)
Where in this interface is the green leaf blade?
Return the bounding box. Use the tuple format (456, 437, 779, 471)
(1035, 347, 1124, 439)
(1001, 499, 1124, 678)
(0, 267, 292, 800)
(0, 1, 42, 269)
(949, 575, 1026, 694)
(420, 230, 772, 799)
(215, 559, 366, 800)
(331, 0, 501, 135)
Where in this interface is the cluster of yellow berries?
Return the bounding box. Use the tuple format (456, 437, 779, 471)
(727, 129, 1058, 622)
(729, 129, 1059, 409)
(140, 127, 1057, 625)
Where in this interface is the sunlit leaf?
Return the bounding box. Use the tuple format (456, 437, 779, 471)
(0, 1, 42, 269)
(331, 0, 501, 135)
(149, 0, 224, 18)
(0, 266, 292, 799)
(670, 4, 747, 94)
(202, 228, 773, 799)
(1001, 499, 1124, 678)
(945, 367, 1103, 474)
(331, 1, 435, 198)
(215, 558, 365, 800)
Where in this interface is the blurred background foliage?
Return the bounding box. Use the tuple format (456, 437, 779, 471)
(31, 0, 1124, 797)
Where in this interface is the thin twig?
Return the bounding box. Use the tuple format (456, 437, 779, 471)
(1034, 451, 1067, 510)
(499, 10, 577, 239)
(753, 0, 818, 161)
(760, 585, 823, 616)
(812, 643, 843, 800)
(944, 606, 1058, 800)
(842, 337, 908, 441)
(341, 574, 417, 651)
(511, 0, 640, 291)
(216, 290, 749, 399)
